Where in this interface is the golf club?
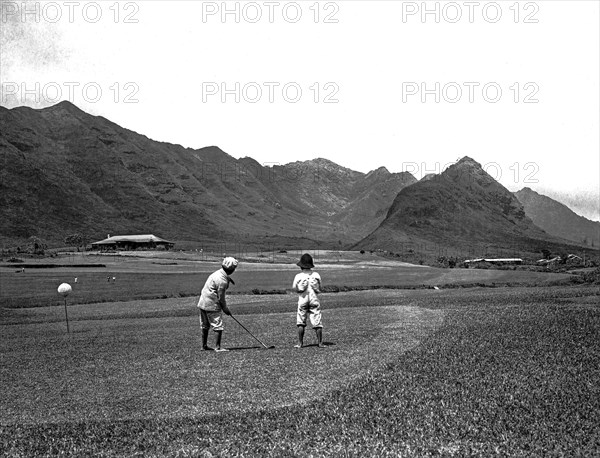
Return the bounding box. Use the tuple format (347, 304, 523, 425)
(229, 314, 275, 349)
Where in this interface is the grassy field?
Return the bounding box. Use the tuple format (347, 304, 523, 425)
(1, 284, 599, 456)
(0, 251, 576, 308)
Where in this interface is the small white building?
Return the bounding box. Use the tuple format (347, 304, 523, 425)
(464, 258, 523, 266)
(566, 254, 583, 264)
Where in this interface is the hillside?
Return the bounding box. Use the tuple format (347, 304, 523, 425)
(354, 157, 590, 261)
(0, 102, 416, 248)
(515, 187, 600, 248)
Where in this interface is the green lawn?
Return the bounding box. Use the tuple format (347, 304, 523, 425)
(1, 300, 443, 425)
(0, 254, 574, 308)
(1, 286, 599, 456)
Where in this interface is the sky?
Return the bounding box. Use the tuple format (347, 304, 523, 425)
(1, 0, 599, 220)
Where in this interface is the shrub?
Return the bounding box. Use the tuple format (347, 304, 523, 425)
(27, 236, 47, 255)
(580, 267, 600, 284)
(437, 256, 458, 268)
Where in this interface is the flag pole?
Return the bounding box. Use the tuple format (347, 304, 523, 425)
(64, 297, 70, 333)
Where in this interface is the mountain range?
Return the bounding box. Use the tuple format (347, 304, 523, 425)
(0, 101, 415, 248)
(0, 101, 596, 260)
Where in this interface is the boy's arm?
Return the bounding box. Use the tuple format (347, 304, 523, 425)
(310, 273, 322, 293)
(293, 275, 308, 292)
(217, 282, 231, 315)
(292, 275, 301, 291)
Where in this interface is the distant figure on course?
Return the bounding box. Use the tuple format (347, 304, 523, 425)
(197, 257, 238, 352)
(292, 253, 324, 348)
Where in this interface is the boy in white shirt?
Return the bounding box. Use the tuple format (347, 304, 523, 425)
(292, 253, 324, 348)
(197, 257, 238, 352)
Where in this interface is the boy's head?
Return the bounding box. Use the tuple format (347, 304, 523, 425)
(296, 253, 314, 270)
(222, 257, 238, 275)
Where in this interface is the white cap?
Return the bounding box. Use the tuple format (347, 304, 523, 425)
(222, 257, 238, 270)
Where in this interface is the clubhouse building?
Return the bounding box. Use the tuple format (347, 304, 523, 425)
(91, 234, 174, 251)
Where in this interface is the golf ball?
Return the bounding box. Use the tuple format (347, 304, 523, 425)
(58, 283, 72, 296)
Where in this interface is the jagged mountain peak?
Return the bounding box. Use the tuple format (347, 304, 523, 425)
(518, 186, 536, 195)
(36, 100, 88, 118)
(284, 157, 363, 182)
(456, 155, 479, 165)
(306, 157, 338, 166)
(47, 100, 80, 110)
(441, 156, 498, 188)
(290, 157, 357, 171)
(366, 166, 390, 179)
(447, 156, 483, 172)
(355, 154, 565, 258)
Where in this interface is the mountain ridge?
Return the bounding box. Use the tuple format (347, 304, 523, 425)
(1, 102, 595, 259)
(0, 102, 415, 247)
(515, 187, 599, 248)
(354, 157, 588, 261)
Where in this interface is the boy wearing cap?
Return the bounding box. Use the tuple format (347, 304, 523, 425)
(197, 257, 238, 352)
(292, 253, 324, 348)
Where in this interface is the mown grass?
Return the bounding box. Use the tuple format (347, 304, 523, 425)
(0, 260, 575, 308)
(3, 286, 594, 327)
(1, 289, 427, 326)
(1, 286, 599, 456)
(1, 305, 443, 425)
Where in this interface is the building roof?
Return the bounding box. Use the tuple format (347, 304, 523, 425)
(91, 234, 174, 245)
